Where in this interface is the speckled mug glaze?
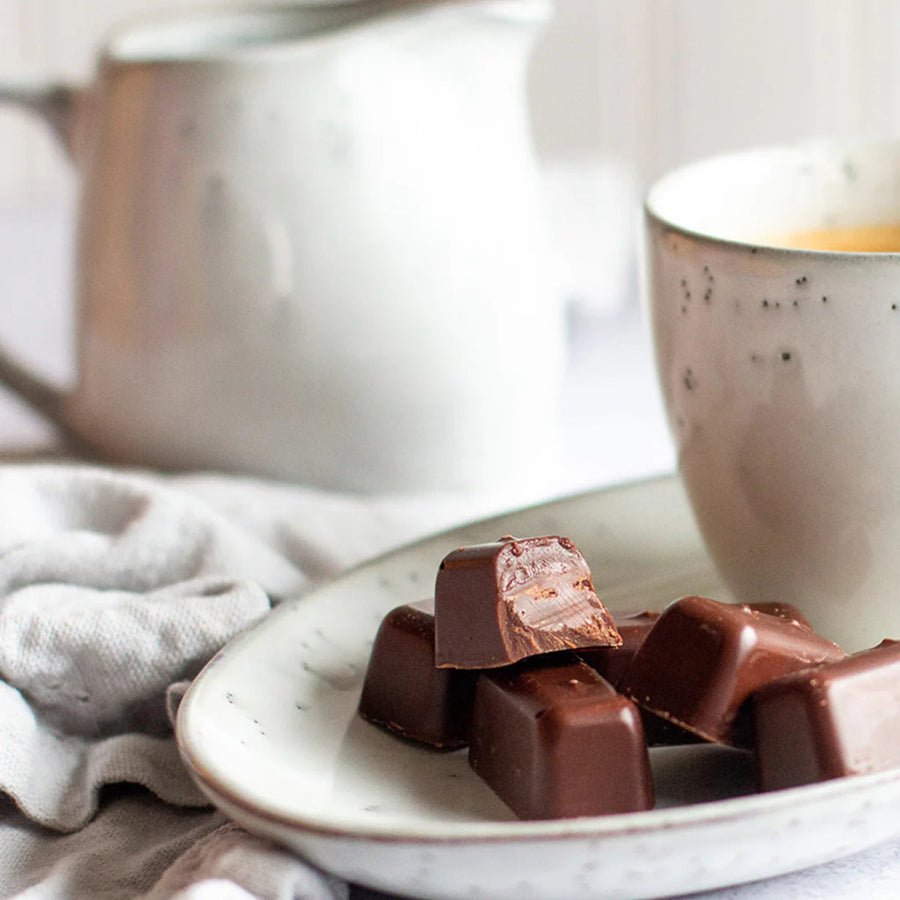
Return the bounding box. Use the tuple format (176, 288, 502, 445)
(645, 138, 900, 651)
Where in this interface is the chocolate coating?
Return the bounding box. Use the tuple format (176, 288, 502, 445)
(435, 536, 621, 669)
(468, 654, 653, 819)
(753, 639, 900, 790)
(358, 604, 478, 748)
(577, 610, 659, 688)
(576, 603, 804, 692)
(743, 601, 812, 630)
(577, 609, 701, 745)
(619, 596, 846, 747)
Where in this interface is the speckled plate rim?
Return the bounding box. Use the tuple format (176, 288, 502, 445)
(182, 753, 900, 843)
(175, 473, 900, 898)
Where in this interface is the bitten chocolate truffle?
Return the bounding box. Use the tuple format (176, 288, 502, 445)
(358, 603, 478, 748)
(435, 535, 621, 669)
(752, 639, 900, 791)
(619, 595, 846, 747)
(468, 655, 653, 819)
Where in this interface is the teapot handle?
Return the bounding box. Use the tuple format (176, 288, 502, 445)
(0, 81, 80, 435)
(0, 81, 79, 156)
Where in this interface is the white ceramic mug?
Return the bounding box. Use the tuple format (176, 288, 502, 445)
(645, 137, 900, 650)
(0, 0, 564, 493)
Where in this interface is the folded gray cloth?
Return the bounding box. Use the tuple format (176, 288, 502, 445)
(0, 465, 295, 833)
(0, 796, 346, 899)
(0, 462, 483, 898)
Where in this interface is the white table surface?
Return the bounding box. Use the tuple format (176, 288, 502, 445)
(3, 201, 900, 900)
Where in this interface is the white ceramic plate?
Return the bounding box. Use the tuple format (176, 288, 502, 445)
(176, 475, 900, 900)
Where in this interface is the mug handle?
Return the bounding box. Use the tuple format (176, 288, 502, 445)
(0, 81, 80, 434)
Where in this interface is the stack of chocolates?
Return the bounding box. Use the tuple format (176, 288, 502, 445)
(358, 535, 900, 820)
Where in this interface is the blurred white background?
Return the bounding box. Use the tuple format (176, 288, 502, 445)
(4, 0, 900, 195)
(1, 0, 900, 492)
(4, 0, 900, 317)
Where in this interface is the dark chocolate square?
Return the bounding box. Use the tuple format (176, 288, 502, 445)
(753, 638, 900, 790)
(359, 604, 477, 748)
(468, 654, 653, 818)
(619, 596, 845, 747)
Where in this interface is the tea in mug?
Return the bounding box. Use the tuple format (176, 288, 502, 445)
(767, 223, 900, 252)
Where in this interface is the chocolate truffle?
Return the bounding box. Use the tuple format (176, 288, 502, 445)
(579, 603, 809, 692)
(468, 655, 653, 819)
(359, 603, 478, 748)
(753, 638, 900, 791)
(576, 609, 702, 745)
(577, 610, 660, 687)
(619, 595, 846, 747)
(435, 535, 620, 669)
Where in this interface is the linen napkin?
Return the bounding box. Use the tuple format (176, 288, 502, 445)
(0, 461, 484, 898)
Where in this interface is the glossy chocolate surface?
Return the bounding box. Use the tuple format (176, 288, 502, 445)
(358, 604, 478, 748)
(753, 639, 900, 790)
(435, 536, 620, 669)
(577, 609, 703, 745)
(620, 596, 846, 747)
(577, 604, 808, 690)
(743, 601, 812, 630)
(468, 654, 653, 819)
